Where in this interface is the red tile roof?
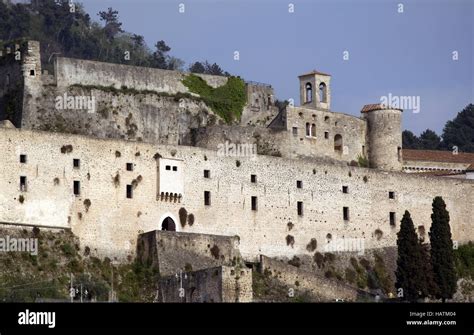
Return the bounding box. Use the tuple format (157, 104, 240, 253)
(298, 70, 331, 77)
(361, 103, 403, 113)
(402, 149, 474, 165)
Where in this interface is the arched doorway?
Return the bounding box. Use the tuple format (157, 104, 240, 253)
(161, 217, 176, 231)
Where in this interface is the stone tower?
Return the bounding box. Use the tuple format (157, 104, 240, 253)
(298, 70, 331, 110)
(362, 104, 403, 171)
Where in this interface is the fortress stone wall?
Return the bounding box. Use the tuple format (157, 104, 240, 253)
(0, 126, 472, 262)
(0, 41, 276, 147)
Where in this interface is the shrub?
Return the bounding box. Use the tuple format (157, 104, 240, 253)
(236, 160, 241, 167)
(360, 258, 371, 270)
(287, 222, 294, 231)
(18, 195, 25, 204)
(325, 269, 335, 279)
(84, 246, 91, 257)
(324, 253, 336, 263)
(32, 227, 40, 237)
(184, 263, 193, 272)
(210, 245, 220, 259)
(363, 176, 369, 183)
(113, 173, 120, 187)
(314, 252, 324, 268)
(374, 229, 383, 240)
(83, 199, 91, 212)
(288, 256, 301, 268)
(357, 154, 369, 168)
(345, 268, 357, 283)
(60, 145, 73, 154)
(286, 235, 295, 247)
(115, 151, 121, 157)
(454, 241, 474, 279)
(53, 177, 60, 185)
(306, 238, 317, 252)
(61, 243, 76, 257)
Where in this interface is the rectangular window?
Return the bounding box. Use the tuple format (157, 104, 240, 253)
(73, 159, 80, 168)
(390, 212, 396, 226)
(20, 176, 27, 192)
(204, 191, 211, 206)
(342, 186, 349, 194)
(73, 180, 80, 196)
(297, 201, 303, 216)
(343, 207, 350, 221)
(296, 180, 303, 189)
(126, 163, 133, 171)
(204, 170, 210, 178)
(165, 165, 171, 171)
(324, 132, 329, 139)
(173, 166, 178, 171)
(251, 174, 257, 183)
(292, 127, 298, 136)
(251, 196, 258, 211)
(389, 191, 395, 199)
(20, 154, 27, 163)
(126, 185, 133, 199)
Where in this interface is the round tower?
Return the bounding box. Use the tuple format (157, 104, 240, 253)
(362, 104, 403, 171)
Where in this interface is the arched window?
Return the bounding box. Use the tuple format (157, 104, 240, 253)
(334, 134, 343, 153)
(161, 217, 176, 231)
(306, 122, 311, 136)
(319, 82, 327, 103)
(311, 124, 316, 137)
(305, 83, 312, 103)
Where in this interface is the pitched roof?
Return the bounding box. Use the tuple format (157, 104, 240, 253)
(361, 104, 403, 113)
(298, 70, 331, 77)
(402, 149, 474, 165)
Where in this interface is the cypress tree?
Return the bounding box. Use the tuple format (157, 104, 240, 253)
(429, 197, 457, 302)
(395, 211, 426, 301)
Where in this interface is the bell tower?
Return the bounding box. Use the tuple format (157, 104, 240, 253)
(298, 70, 331, 110)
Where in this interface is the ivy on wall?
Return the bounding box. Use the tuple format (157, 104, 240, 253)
(182, 74, 246, 124)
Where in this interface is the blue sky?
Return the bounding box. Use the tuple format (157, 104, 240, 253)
(79, 0, 473, 135)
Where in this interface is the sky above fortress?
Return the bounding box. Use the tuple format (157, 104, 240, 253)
(79, 0, 473, 135)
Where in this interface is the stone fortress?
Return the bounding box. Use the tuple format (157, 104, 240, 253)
(0, 41, 473, 302)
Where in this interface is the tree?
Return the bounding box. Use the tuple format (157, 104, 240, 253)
(429, 197, 457, 302)
(98, 7, 123, 41)
(167, 56, 185, 71)
(442, 104, 474, 153)
(402, 130, 420, 149)
(151, 40, 171, 69)
(395, 211, 429, 301)
(419, 129, 441, 150)
(419, 242, 439, 298)
(189, 61, 206, 74)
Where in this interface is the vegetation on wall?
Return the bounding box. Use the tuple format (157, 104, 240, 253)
(0, 228, 158, 302)
(182, 74, 246, 123)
